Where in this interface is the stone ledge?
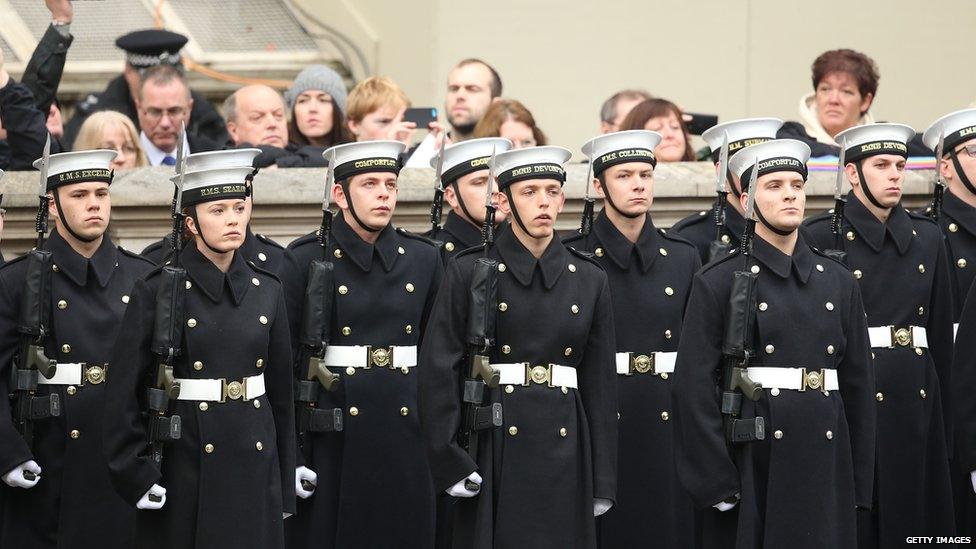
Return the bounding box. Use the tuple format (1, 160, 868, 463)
(0, 163, 936, 257)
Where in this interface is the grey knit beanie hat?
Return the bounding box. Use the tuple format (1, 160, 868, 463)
(285, 65, 347, 115)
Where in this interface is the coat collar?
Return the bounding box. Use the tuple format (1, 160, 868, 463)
(592, 210, 660, 273)
(495, 227, 567, 290)
(331, 214, 399, 273)
(442, 211, 483, 249)
(943, 189, 976, 237)
(750, 233, 815, 284)
(180, 243, 250, 305)
(46, 229, 119, 288)
(845, 191, 913, 254)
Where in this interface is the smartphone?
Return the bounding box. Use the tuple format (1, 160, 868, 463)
(686, 113, 719, 136)
(403, 107, 438, 128)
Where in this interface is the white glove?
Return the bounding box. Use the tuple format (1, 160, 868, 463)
(970, 470, 976, 495)
(136, 484, 166, 510)
(2, 460, 41, 489)
(713, 493, 740, 512)
(296, 466, 317, 499)
(593, 498, 613, 517)
(445, 472, 482, 498)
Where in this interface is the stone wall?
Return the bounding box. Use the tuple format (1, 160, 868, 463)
(0, 163, 937, 258)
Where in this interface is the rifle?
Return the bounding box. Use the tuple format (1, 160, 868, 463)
(822, 138, 849, 263)
(429, 131, 449, 234)
(295, 150, 343, 473)
(145, 125, 187, 499)
(10, 135, 60, 475)
(707, 131, 732, 262)
(719, 159, 764, 445)
(456, 147, 504, 493)
(579, 154, 595, 236)
(929, 130, 947, 222)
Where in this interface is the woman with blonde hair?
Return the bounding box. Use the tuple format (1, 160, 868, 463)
(473, 99, 546, 148)
(346, 76, 417, 143)
(72, 111, 147, 169)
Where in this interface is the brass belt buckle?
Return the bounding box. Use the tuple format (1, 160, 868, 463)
(525, 364, 551, 387)
(367, 346, 394, 369)
(222, 378, 246, 402)
(800, 368, 825, 392)
(631, 353, 654, 374)
(891, 326, 912, 347)
(84, 364, 106, 385)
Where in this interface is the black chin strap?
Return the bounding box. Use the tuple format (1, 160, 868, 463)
(727, 168, 742, 199)
(599, 176, 643, 219)
(755, 205, 794, 236)
(451, 181, 479, 224)
(855, 160, 887, 210)
(189, 208, 226, 255)
(340, 180, 381, 233)
(52, 189, 98, 243)
(950, 151, 976, 197)
(503, 188, 532, 236)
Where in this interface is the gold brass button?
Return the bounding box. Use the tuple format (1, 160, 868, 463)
(827, 345, 835, 355)
(498, 263, 507, 272)
(765, 344, 774, 354)
(750, 265, 760, 274)
(571, 304, 580, 314)
(334, 249, 343, 258)
(505, 385, 514, 394)
(595, 248, 604, 257)
(52, 264, 59, 272)
(205, 444, 214, 453)
(559, 427, 567, 437)
(187, 318, 197, 328)
(759, 302, 768, 311)
(400, 407, 409, 416)
(61, 344, 71, 354)
(349, 407, 359, 416)
(854, 269, 863, 279)
(405, 325, 412, 334)
(918, 306, 924, 316)
(919, 389, 927, 399)
(568, 263, 577, 272)
(846, 231, 855, 241)
(561, 386, 569, 393)
(199, 402, 209, 411)
(67, 386, 76, 396)
(660, 373, 669, 380)
(950, 223, 959, 233)
(959, 258, 968, 268)
(256, 358, 264, 368)
(915, 347, 924, 356)
(826, 431, 833, 440)
(816, 264, 824, 272)
(664, 287, 674, 296)
(256, 441, 263, 451)
(70, 429, 80, 439)
(876, 392, 884, 402)
(664, 329, 672, 339)
(825, 302, 834, 311)
(338, 285, 348, 295)
(405, 283, 415, 293)
(259, 315, 268, 325)
(445, 242, 455, 252)
(918, 264, 925, 273)
(564, 347, 572, 357)
(58, 299, 67, 310)
(661, 411, 670, 421)
(258, 252, 267, 262)
(185, 280, 192, 289)
(251, 277, 260, 286)
(253, 400, 261, 409)
(508, 426, 518, 436)
(398, 246, 405, 255)
(721, 234, 731, 244)
(346, 367, 356, 375)
(342, 327, 352, 336)
(498, 302, 508, 312)
(770, 388, 780, 397)
(501, 345, 511, 354)
(659, 248, 668, 256)
(193, 361, 203, 371)
(122, 295, 130, 304)
(773, 430, 783, 439)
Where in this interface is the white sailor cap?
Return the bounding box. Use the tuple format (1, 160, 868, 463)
(702, 118, 784, 161)
(923, 108, 976, 152)
(174, 167, 254, 207)
(430, 137, 512, 184)
(581, 130, 661, 176)
(834, 123, 915, 163)
(489, 146, 573, 191)
(323, 140, 406, 181)
(33, 150, 118, 191)
(729, 139, 811, 186)
(185, 149, 261, 171)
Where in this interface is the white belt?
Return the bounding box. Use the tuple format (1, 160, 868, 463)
(36, 363, 107, 386)
(867, 326, 928, 349)
(615, 352, 676, 375)
(174, 373, 265, 402)
(493, 363, 578, 389)
(746, 367, 838, 392)
(322, 345, 417, 369)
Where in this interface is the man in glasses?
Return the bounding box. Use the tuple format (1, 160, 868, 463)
(135, 66, 218, 166)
